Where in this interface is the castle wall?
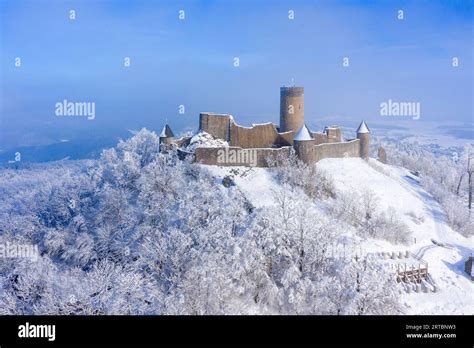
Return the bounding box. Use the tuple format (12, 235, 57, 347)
(199, 113, 231, 141)
(194, 140, 360, 167)
(313, 139, 360, 162)
(311, 132, 327, 145)
(195, 146, 291, 167)
(276, 131, 294, 146)
(199, 114, 294, 148)
(229, 122, 280, 148)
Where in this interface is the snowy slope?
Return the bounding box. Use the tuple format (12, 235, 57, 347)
(317, 158, 474, 315)
(203, 158, 474, 315)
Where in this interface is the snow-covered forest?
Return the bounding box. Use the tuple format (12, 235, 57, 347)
(0, 129, 472, 315)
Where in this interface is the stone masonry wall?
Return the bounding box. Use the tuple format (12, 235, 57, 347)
(195, 146, 291, 167)
(200, 114, 294, 148)
(194, 140, 360, 167)
(199, 113, 231, 141)
(230, 122, 281, 148)
(311, 132, 327, 145)
(276, 131, 294, 146)
(279, 87, 304, 133)
(312, 139, 360, 162)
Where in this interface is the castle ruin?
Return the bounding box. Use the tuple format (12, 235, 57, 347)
(159, 86, 370, 167)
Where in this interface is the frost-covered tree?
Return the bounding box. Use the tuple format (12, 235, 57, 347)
(0, 128, 403, 315)
(462, 144, 473, 210)
(268, 151, 335, 199)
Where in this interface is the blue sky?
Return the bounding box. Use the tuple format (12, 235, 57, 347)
(0, 0, 473, 149)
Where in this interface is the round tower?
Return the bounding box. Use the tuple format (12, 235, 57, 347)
(159, 124, 175, 145)
(280, 86, 304, 133)
(293, 124, 315, 164)
(356, 121, 370, 159)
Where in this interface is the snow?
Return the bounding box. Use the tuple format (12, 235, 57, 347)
(370, 120, 473, 148)
(159, 124, 174, 138)
(356, 121, 370, 134)
(204, 166, 277, 208)
(294, 125, 313, 141)
(3, 128, 471, 315)
(318, 158, 474, 314)
(184, 131, 228, 151)
(204, 157, 474, 314)
(251, 122, 275, 127)
(229, 119, 276, 130)
(159, 127, 167, 137)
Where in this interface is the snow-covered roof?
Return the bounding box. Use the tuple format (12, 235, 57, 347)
(160, 124, 174, 138)
(294, 124, 313, 141)
(356, 121, 370, 134)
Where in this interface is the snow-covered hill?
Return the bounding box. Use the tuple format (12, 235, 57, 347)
(204, 158, 474, 315)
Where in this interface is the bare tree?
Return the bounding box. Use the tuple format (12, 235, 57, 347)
(464, 145, 474, 210)
(455, 173, 464, 196)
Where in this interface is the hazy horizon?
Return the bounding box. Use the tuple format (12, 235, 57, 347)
(1, 0, 473, 158)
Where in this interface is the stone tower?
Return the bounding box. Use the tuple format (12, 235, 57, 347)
(356, 121, 370, 159)
(293, 124, 315, 164)
(159, 124, 175, 145)
(280, 86, 304, 133)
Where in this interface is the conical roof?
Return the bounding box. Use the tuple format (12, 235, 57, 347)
(294, 124, 313, 141)
(356, 121, 370, 134)
(160, 124, 174, 138)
